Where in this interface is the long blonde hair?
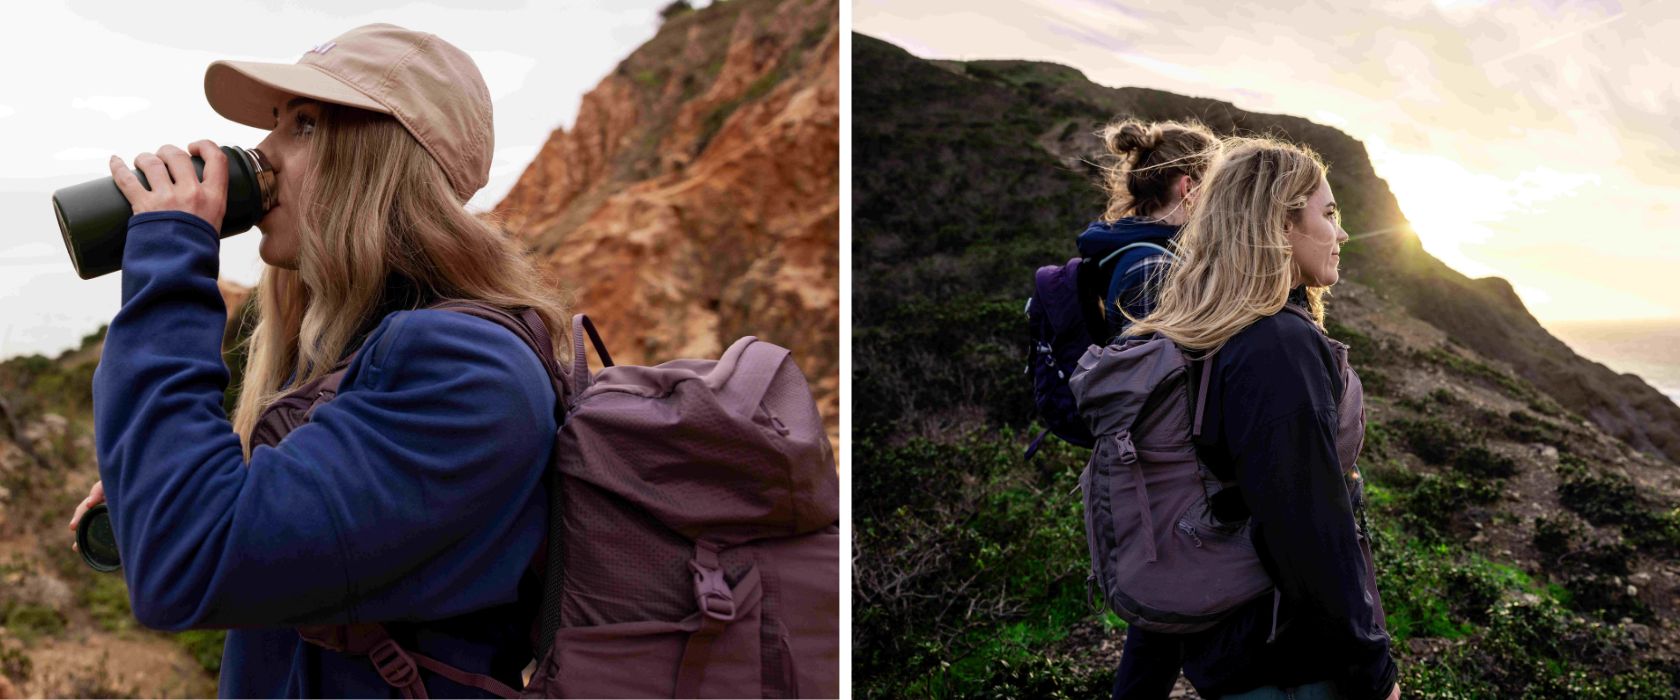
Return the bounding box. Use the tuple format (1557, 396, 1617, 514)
(230, 101, 569, 458)
(1123, 137, 1330, 352)
(1098, 119, 1217, 223)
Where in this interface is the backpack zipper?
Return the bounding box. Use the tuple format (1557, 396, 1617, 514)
(1178, 521, 1203, 548)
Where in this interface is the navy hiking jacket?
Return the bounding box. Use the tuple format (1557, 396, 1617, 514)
(1075, 217, 1177, 340)
(92, 211, 555, 697)
(1114, 288, 1396, 700)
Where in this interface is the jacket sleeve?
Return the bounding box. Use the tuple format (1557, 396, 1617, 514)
(1218, 317, 1397, 700)
(92, 211, 553, 631)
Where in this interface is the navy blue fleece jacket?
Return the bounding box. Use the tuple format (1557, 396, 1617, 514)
(1075, 218, 1177, 340)
(91, 211, 555, 697)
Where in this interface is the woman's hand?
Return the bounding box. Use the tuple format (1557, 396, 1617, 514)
(67, 480, 106, 551)
(1386, 682, 1401, 700)
(110, 140, 228, 231)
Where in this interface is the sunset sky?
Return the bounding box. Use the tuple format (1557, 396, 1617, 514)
(856, 0, 1679, 324)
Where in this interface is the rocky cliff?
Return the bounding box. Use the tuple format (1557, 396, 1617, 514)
(494, 0, 839, 444)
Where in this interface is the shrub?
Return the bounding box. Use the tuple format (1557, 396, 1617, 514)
(1532, 515, 1583, 563)
(1500, 409, 1557, 445)
(1453, 445, 1518, 479)
(1557, 469, 1680, 553)
(3, 604, 65, 643)
(1390, 417, 1475, 465)
(175, 630, 226, 674)
(1400, 473, 1500, 540)
(81, 574, 133, 633)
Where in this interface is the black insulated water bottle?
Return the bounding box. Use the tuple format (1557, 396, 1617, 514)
(52, 145, 276, 280)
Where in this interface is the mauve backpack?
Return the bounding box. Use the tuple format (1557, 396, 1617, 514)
(250, 299, 841, 698)
(1067, 305, 1377, 637)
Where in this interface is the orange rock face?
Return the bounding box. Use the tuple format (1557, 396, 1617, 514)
(493, 0, 839, 445)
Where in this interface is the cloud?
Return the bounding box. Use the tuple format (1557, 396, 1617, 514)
(467, 50, 539, 102)
(52, 147, 122, 162)
(72, 95, 153, 120)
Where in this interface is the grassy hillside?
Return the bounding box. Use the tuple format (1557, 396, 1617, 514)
(853, 32, 1680, 699)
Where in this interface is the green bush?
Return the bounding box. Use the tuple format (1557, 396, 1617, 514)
(3, 603, 65, 643)
(81, 572, 133, 633)
(1500, 409, 1558, 445)
(1453, 445, 1518, 479)
(1532, 515, 1583, 562)
(1390, 417, 1475, 466)
(1399, 473, 1500, 540)
(175, 629, 227, 674)
(1557, 468, 1680, 553)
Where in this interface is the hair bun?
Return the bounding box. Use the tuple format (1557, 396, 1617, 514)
(1105, 120, 1158, 157)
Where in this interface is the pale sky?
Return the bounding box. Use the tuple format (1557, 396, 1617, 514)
(0, 0, 691, 360)
(856, 0, 1680, 324)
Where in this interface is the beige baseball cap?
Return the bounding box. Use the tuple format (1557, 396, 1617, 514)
(204, 23, 494, 202)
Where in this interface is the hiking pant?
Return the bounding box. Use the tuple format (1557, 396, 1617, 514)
(1219, 680, 1345, 700)
(1110, 628, 1183, 700)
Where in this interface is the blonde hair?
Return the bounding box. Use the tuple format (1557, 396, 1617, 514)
(230, 101, 569, 458)
(1099, 119, 1218, 222)
(1122, 136, 1330, 352)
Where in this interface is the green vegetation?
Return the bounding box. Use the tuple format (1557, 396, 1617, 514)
(176, 630, 227, 674)
(633, 69, 663, 88)
(3, 603, 64, 643)
(1556, 456, 1680, 555)
(81, 571, 134, 633)
(694, 63, 790, 156)
(1415, 347, 1537, 403)
(855, 428, 1095, 698)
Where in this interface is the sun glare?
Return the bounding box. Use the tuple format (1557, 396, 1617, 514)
(1365, 140, 1600, 282)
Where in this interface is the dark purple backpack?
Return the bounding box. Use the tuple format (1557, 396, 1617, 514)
(1067, 306, 1382, 635)
(1025, 258, 1102, 458)
(252, 299, 840, 698)
(1024, 245, 1169, 459)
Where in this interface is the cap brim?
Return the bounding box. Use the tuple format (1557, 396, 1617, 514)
(205, 60, 389, 130)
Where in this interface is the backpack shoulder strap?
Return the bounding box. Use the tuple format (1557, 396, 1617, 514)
(1096, 241, 1174, 269)
(1191, 348, 1219, 439)
(426, 300, 571, 406)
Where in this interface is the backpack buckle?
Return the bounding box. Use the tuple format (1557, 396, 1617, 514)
(1115, 432, 1138, 464)
(689, 560, 736, 622)
(367, 638, 420, 690)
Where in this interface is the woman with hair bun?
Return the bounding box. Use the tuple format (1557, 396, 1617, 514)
(1081, 118, 1216, 699)
(1078, 119, 1217, 342)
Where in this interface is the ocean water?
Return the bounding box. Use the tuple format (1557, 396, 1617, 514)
(1545, 319, 1680, 407)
